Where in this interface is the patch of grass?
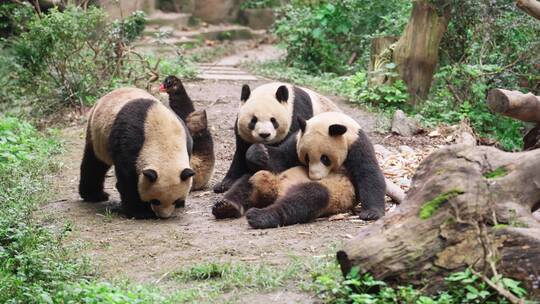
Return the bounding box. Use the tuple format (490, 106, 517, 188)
(483, 167, 508, 179)
(0, 116, 83, 303)
(419, 189, 465, 220)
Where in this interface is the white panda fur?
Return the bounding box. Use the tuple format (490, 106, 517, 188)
(79, 87, 195, 219)
(242, 111, 387, 221)
(213, 82, 340, 193)
(236, 82, 340, 145)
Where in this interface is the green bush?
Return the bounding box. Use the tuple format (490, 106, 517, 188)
(7, 6, 146, 115)
(274, 0, 410, 74)
(314, 266, 528, 303)
(0, 2, 35, 37)
(421, 64, 525, 150)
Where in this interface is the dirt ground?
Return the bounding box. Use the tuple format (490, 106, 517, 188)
(36, 46, 436, 302)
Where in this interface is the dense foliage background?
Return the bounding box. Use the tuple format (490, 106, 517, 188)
(269, 0, 540, 150)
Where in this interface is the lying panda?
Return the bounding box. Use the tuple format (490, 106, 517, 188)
(213, 112, 386, 221)
(160, 75, 215, 190)
(215, 166, 355, 228)
(213, 82, 340, 193)
(78, 87, 195, 219)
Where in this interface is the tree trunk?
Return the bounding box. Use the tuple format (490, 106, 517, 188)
(393, 0, 451, 105)
(368, 36, 398, 87)
(487, 89, 540, 123)
(337, 145, 540, 298)
(516, 0, 540, 21)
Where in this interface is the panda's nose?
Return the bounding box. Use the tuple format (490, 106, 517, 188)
(259, 132, 271, 139)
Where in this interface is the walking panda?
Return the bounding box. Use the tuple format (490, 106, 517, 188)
(79, 88, 195, 219)
(160, 75, 215, 190)
(213, 82, 340, 193)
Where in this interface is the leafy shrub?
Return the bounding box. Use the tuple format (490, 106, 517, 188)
(421, 64, 525, 151)
(0, 117, 59, 170)
(314, 266, 528, 303)
(274, 0, 410, 74)
(0, 2, 34, 37)
(8, 6, 146, 115)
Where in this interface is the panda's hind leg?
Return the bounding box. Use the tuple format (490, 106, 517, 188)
(79, 140, 111, 202)
(246, 182, 329, 229)
(212, 174, 255, 219)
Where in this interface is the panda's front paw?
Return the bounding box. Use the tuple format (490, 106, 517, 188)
(357, 208, 384, 221)
(212, 199, 243, 219)
(81, 191, 109, 202)
(246, 208, 280, 229)
(246, 144, 270, 172)
(213, 179, 234, 193)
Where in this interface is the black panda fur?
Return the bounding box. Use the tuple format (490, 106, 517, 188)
(213, 82, 340, 193)
(211, 166, 355, 228)
(242, 112, 386, 221)
(79, 88, 194, 219)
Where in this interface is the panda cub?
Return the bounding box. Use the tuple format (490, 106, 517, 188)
(184, 110, 215, 190)
(160, 75, 215, 190)
(245, 112, 386, 221)
(246, 166, 355, 228)
(79, 87, 195, 219)
(213, 82, 340, 193)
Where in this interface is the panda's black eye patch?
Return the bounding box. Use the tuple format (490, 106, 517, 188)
(150, 199, 161, 206)
(305, 154, 310, 164)
(248, 116, 257, 130)
(321, 155, 331, 166)
(270, 117, 279, 129)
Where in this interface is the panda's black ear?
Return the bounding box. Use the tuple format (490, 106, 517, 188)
(329, 124, 347, 136)
(181, 168, 196, 181)
(276, 85, 289, 103)
(143, 169, 158, 182)
(297, 116, 306, 133)
(241, 84, 251, 102)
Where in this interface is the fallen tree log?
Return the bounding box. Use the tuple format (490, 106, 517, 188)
(516, 0, 540, 21)
(487, 89, 540, 122)
(337, 144, 540, 298)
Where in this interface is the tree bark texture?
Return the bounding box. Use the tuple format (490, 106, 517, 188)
(337, 145, 540, 298)
(516, 0, 540, 21)
(487, 89, 540, 123)
(393, 0, 451, 105)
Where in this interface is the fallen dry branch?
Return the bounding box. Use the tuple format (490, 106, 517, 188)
(487, 88, 540, 122)
(337, 144, 540, 298)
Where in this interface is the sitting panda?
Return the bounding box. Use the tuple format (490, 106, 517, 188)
(215, 111, 386, 221)
(184, 110, 215, 190)
(78, 87, 195, 219)
(213, 82, 340, 193)
(216, 166, 355, 228)
(160, 75, 215, 190)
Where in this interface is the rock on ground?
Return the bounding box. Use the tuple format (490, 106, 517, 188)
(391, 110, 422, 137)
